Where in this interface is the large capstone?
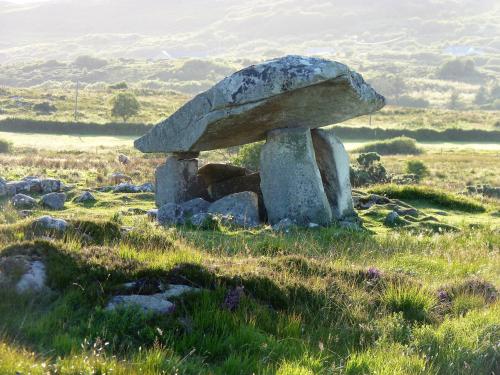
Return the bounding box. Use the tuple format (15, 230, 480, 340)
(155, 155, 201, 207)
(135, 55, 385, 153)
(311, 128, 354, 219)
(260, 128, 332, 226)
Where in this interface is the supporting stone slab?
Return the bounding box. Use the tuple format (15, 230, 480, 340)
(311, 129, 354, 219)
(260, 128, 332, 226)
(155, 155, 200, 207)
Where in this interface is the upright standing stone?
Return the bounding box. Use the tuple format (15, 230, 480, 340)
(155, 153, 199, 207)
(260, 128, 332, 226)
(311, 129, 354, 219)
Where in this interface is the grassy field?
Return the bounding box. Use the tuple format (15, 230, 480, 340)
(0, 141, 499, 374)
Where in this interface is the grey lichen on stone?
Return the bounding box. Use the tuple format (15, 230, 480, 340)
(135, 55, 385, 153)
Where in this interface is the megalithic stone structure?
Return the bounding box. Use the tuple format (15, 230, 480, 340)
(134, 55, 385, 226)
(259, 128, 333, 226)
(311, 129, 354, 219)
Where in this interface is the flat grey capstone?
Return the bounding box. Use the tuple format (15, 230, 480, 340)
(41, 192, 66, 210)
(260, 128, 332, 226)
(135, 55, 385, 152)
(208, 191, 260, 227)
(311, 128, 354, 219)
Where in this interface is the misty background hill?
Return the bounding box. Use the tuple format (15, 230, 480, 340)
(1, 0, 499, 62)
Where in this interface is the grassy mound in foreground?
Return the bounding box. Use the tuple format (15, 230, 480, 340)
(355, 137, 423, 155)
(368, 185, 486, 213)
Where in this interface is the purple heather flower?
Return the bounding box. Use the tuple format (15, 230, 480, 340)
(437, 290, 449, 302)
(366, 267, 382, 280)
(222, 286, 244, 312)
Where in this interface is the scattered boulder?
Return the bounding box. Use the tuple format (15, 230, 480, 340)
(41, 192, 66, 210)
(109, 173, 132, 185)
(118, 154, 130, 165)
(32, 216, 69, 232)
(16, 260, 47, 294)
(113, 182, 154, 193)
(157, 203, 185, 226)
(40, 178, 63, 194)
(208, 191, 260, 228)
(0, 179, 6, 198)
(135, 55, 384, 153)
(181, 198, 211, 216)
(5, 182, 17, 196)
(74, 191, 96, 203)
(12, 194, 37, 209)
(106, 284, 200, 314)
(106, 294, 175, 314)
(0, 255, 47, 294)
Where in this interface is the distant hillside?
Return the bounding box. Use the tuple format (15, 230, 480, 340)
(0, 0, 499, 62)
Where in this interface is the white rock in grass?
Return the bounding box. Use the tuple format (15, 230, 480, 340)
(16, 261, 47, 294)
(106, 294, 175, 314)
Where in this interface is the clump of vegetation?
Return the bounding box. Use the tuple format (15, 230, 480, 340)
(368, 185, 486, 213)
(351, 152, 388, 187)
(73, 55, 108, 70)
(231, 142, 263, 171)
(355, 137, 423, 155)
(437, 59, 485, 84)
(109, 82, 128, 90)
(111, 92, 141, 122)
(0, 138, 12, 153)
(405, 160, 429, 181)
(33, 102, 57, 114)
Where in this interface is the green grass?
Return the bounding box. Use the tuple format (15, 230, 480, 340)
(368, 184, 486, 213)
(0, 144, 498, 374)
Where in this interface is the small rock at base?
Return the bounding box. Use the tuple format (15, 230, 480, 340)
(181, 198, 211, 216)
(158, 203, 185, 226)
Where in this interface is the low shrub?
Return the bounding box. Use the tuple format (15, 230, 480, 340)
(231, 142, 263, 171)
(405, 160, 429, 181)
(355, 137, 423, 155)
(350, 152, 388, 187)
(383, 284, 436, 323)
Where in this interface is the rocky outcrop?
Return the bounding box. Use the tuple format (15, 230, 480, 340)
(135, 55, 385, 153)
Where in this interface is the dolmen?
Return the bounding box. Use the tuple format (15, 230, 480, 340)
(135, 55, 385, 227)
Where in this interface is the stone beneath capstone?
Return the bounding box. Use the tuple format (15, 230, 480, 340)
(198, 163, 252, 186)
(208, 191, 260, 228)
(189, 212, 216, 228)
(12, 194, 37, 209)
(311, 128, 354, 219)
(260, 128, 332, 226)
(155, 156, 201, 207)
(134, 55, 385, 153)
(41, 192, 66, 210)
